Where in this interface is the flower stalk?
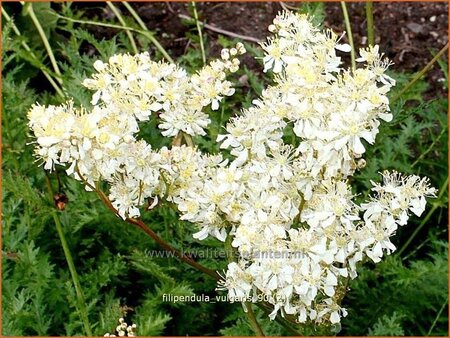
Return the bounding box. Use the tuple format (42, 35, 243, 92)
(21, 2, 63, 84)
(391, 42, 449, 103)
(106, 2, 138, 54)
(44, 174, 92, 336)
(191, 1, 206, 65)
(90, 178, 220, 280)
(244, 302, 266, 336)
(121, 1, 174, 63)
(365, 1, 375, 46)
(52, 212, 93, 336)
(340, 2, 356, 69)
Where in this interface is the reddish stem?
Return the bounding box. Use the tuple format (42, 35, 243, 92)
(126, 217, 220, 279)
(95, 188, 220, 280)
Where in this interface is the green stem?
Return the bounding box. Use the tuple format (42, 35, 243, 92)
(427, 298, 448, 336)
(121, 2, 146, 30)
(178, 13, 261, 43)
(191, 1, 206, 65)
(244, 302, 265, 336)
(391, 42, 449, 103)
(144, 32, 174, 63)
(365, 1, 374, 46)
(412, 128, 446, 167)
(402, 228, 446, 261)
(120, 2, 174, 63)
(340, 2, 356, 70)
(52, 213, 92, 336)
(55, 12, 135, 30)
(45, 176, 92, 336)
(2, 8, 65, 98)
(106, 2, 138, 54)
(22, 2, 63, 84)
(397, 176, 448, 256)
(55, 12, 173, 62)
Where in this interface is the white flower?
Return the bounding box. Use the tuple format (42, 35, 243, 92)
(27, 10, 436, 326)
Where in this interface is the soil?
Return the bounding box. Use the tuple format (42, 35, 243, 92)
(325, 1, 449, 98)
(74, 2, 448, 98)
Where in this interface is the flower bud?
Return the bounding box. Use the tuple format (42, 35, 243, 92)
(221, 49, 230, 60)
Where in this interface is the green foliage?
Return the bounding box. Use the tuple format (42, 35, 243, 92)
(344, 67, 448, 337)
(20, 3, 58, 47)
(298, 2, 326, 27)
(2, 2, 448, 337)
(343, 240, 448, 336)
(2, 240, 56, 335)
(368, 312, 405, 336)
(352, 72, 448, 264)
(220, 306, 287, 336)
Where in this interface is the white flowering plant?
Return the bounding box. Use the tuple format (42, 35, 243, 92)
(24, 9, 440, 336)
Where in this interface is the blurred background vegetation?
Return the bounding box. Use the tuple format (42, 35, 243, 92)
(2, 2, 448, 336)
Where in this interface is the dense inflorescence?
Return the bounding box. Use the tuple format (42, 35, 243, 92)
(28, 11, 436, 326)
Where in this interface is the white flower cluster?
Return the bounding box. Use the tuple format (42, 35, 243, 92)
(361, 171, 437, 263)
(28, 11, 436, 326)
(28, 44, 245, 219)
(104, 317, 136, 337)
(170, 12, 434, 325)
(83, 45, 244, 137)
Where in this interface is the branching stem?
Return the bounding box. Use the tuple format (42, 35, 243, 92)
(107, 2, 138, 54)
(178, 14, 261, 43)
(121, 1, 173, 62)
(126, 217, 220, 280)
(121, 2, 174, 62)
(2, 8, 65, 98)
(54, 12, 174, 62)
(74, 168, 219, 280)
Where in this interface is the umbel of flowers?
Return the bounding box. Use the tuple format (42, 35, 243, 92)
(28, 11, 436, 326)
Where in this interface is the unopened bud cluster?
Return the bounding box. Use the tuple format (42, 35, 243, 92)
(104, 318, 136, 337)
(28, 12, 435, 326)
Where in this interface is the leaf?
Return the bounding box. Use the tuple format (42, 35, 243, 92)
(21, 3, 58, 41)
(129, 250, 176, 284)
(93, 292, 123, 336)
(368, 312, 405, 336)
(299, 2, 326, 27)
(134, 312, 171, 336)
